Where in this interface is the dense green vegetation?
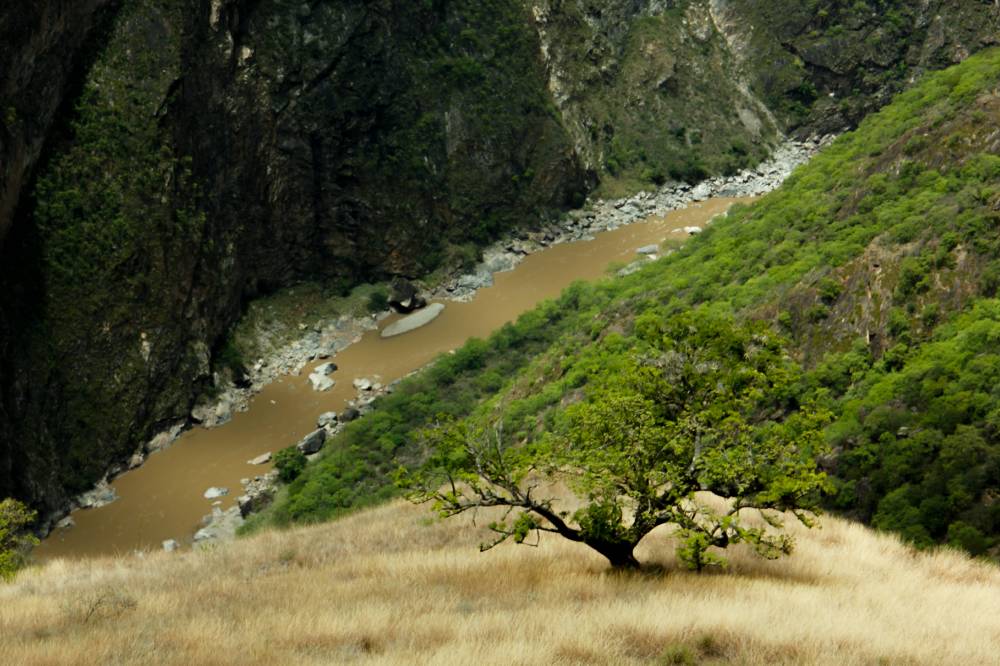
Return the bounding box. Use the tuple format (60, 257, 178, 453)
(252, 48, 1000, 559)
(273, 447, 307, 484)
(823, 302, 1000, 554)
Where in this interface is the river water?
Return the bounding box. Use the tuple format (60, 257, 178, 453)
(36, 198, 743, 559)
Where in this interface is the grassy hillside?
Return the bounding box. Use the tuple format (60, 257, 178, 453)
(5, 500, 999, 664)
(254, 48, 1000, 559)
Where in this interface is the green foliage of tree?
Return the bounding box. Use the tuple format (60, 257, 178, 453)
(400, 314, 830, 569)
(0, 499, 39, 582)
(274, 447, 307, 484)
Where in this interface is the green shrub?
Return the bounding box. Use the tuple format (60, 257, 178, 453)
(0, 499, 38, 582)
(817, 277, 843, 304)
(274, 447, 307, 484)
(367, 289, 389, 313)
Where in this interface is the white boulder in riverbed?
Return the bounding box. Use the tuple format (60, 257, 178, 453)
(381, 302, 445, 338)
(317, 412, 338, 428)
(307, 361, 338, 391)
(313, 361, 337, 375)
(203, 486, 229, 499)
(353, 377, 373, 391)
(247, 452, 271, 465)
(308, 372, 335, 392)
(162, 539, 179, 552)
(636, 244, 659, 255)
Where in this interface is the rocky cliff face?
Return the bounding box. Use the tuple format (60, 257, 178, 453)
(714, 0, 1000, 133)
(0, 0, 587, 518)
(0, 0, 120, 246)
(1, 0, 999, 518)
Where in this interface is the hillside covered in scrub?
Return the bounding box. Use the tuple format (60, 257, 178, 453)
(254, 47, 1000, 559)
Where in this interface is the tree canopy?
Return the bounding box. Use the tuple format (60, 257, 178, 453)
(400, 312, 831, 569)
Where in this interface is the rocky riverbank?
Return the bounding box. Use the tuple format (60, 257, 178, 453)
(50, 137, 830, 543)
(429, 138, 831, 301)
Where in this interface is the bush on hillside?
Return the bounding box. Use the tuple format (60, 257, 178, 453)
(0, 499, 38, 582)
(274, 447, 307, 484)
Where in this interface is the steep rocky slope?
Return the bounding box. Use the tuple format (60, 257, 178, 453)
(2, 0, 999, 521)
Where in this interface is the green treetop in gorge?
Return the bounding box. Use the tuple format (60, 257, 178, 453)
(400, 312, 831, 570)
(0, 499, 39, 581)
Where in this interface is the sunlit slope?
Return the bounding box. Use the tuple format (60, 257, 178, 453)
(3, 501, 998, 665)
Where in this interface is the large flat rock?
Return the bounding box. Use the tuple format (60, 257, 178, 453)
(381, 303, 445, 338)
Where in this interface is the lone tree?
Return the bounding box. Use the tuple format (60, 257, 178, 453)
(400, 312, 830, 569)
(0, 498, 39, 581)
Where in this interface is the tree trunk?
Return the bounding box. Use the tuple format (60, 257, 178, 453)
(589, 540, 641, 569)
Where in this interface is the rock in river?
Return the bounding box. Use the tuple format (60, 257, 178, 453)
(636, 244, 659, 255)
(381, 302, 445, 338)
(77, 481, 119, 509)
(317, 411, 338, 428)
(308, 372, 335, 392)
(203, 486, 229, 499)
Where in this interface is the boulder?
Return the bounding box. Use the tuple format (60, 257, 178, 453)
(237, 492, 273, 518)
(77, 481, 118, 509)
(193, 528, 214, 542)
(191, 397, 233, 426)
(296, 428, 327, 455)
(162, 539, 180, 552)
(308, 372, 335, 392)
(340, 406, 361, 422)
(389, 278, 428, 313)
(691, 182, 712, 201)
(203, 486, 229, 499)
(683, 226, 702, 235)
(313, 361, 337, 375)
(317, 412, 338, 428)
(247, 452, 271, 465)
(55, 515, 75, 530)
(353, 377, 373, 391)
(636, 244, 659, 255)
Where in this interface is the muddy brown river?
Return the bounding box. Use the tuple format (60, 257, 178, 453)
(37, 198, 743, 559)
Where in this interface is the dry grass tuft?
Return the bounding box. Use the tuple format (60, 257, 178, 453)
(2, 501, 998, 664)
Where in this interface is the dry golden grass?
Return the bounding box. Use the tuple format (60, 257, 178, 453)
(2, 500, 999, 665)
